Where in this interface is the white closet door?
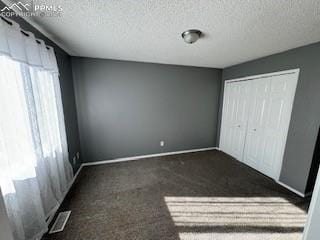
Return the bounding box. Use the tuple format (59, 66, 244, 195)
(243, 74, 298, 179)
(260, 74, 297, 179)
(243, 78, 271, 170)
(219, 83, 234, 156)
(220, 81, 250, 161)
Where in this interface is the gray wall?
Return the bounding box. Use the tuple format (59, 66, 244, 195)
(220, 41, 320, 194)
(72, 58, 222, 162)
(1, 1, 81, 172)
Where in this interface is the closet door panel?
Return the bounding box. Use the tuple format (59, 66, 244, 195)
(220, 81, 250, 161)
(259, 95, 284, 177)
(244, 78, 271, 169)
(259, 74, 297, 179)
(232, 81, 250, 161)
(260, 136, 281, 178)
(219, 83, 233, 155)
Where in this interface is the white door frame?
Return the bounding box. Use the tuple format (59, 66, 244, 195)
(303, 166, 320, 240)
(224, 69, 300, 83)
(219, 69, 300, 181)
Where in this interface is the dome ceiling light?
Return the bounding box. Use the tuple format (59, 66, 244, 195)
(181, 29, 202, 44)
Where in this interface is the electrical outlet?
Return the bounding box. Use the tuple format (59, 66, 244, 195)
(72, 156, 76, 165)
(160, 141, 164, 147)
(76, 152, 80, 159)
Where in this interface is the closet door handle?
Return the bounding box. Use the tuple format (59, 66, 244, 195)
(253, 128, 257, 131)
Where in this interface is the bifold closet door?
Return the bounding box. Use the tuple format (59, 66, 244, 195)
(243, 74, 298, 180)
(242, 78, 270, 170)
(220, 70, 298, 181)
(219, 81, 250, 161)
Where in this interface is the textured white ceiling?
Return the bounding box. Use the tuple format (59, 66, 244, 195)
(5, 0, 320, 68)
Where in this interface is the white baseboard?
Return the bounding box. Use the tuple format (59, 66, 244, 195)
(277, 180, 305, 197)
(45, 146, 307, 232)
(218, 149, 306, 198)
(82, 147, 218, 166)
(46, 147, 217, 225)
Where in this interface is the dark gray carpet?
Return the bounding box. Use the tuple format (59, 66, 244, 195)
(43, 150, 309, 240)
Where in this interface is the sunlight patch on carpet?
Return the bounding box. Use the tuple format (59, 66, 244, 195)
(165, 196, 307, 240)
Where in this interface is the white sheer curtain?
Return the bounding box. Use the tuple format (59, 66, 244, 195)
(0, 17, 73, 240)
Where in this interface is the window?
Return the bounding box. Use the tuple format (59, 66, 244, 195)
(0, 18, 73, 240)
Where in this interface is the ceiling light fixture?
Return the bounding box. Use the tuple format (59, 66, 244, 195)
(181, 29, 202, 44)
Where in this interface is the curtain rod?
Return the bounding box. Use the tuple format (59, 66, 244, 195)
(1, 16, 50, 50)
